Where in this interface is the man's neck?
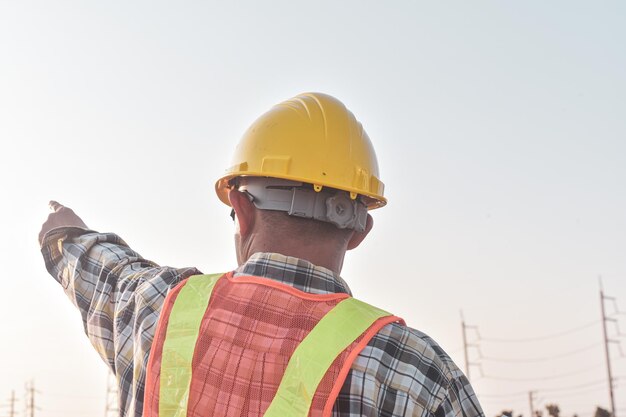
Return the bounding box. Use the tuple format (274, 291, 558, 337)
(242, 235, 347, 275)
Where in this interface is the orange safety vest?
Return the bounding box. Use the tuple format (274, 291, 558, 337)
(144, 272, 403, 417)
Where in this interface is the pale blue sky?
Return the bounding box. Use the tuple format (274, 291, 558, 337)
(1, 2, 625, 416)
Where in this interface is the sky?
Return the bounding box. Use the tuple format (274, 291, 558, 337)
(0, 1, 625, 416)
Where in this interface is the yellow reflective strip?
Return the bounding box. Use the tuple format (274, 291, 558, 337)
(159, 273, 222, 417)
(263, 298, 390, 417)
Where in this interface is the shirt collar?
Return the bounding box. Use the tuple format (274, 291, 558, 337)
(234, 252, 352, 296)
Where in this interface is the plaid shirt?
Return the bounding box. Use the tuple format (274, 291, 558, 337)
(42, 228, 484, 417)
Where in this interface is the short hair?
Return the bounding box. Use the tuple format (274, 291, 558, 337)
(257, 209, 352, 246)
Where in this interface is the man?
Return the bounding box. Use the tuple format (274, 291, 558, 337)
(40, 93, 484, 417)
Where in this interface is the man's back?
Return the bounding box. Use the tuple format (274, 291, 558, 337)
(238, 253, 481, 417)
(42, 230, 482, 417)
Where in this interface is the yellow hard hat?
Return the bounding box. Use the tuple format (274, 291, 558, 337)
(215, 92, 386, 209)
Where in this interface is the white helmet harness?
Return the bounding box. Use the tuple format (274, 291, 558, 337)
(232, 177, 368, 232)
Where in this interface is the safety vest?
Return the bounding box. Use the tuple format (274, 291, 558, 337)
(144, 272, 403, 417)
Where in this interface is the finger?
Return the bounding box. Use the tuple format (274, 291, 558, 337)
(49, 200, 63, 212)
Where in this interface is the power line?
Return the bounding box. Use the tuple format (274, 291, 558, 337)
(479, 391, 528, 399)
(479, 320, 601, 343)
(40, 392, 101, 400)
(482, 365, 602, 382)
(461, 285, 625, 417)
(536, 385, 606, 399)
(447, 346, 465, 355)
(480, 342, 603, 363)
(536, 379, 607, 393)
(478, 398, 528, 406)
(478, 380, 608, 404)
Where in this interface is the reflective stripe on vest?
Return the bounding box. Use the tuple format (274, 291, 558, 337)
(263, 297, 391, 417)
(159, 273, 222, 417)
(146, 273, 403, 417)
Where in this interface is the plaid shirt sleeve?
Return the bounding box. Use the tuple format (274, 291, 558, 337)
(336, 323, 483, 417)
(434, 354, 483, 417)
(41, 227, 201, 417)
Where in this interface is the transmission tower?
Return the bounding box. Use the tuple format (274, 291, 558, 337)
(9, 390, 17, 417)
(23, 381, 38, 417)
(599, 278, 621, 417)
(104, 371, 119, 417)
(460, 311, 481, 381)
(0, 390, 18, 417)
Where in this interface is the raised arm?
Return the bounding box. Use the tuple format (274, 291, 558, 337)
(39, 202, 201, 381)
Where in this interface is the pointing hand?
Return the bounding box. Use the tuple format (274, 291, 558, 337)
(39, 201, 88, 246)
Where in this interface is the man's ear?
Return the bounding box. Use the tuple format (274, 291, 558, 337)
(347, 214, 374, 250)
(229, 190, 256, 236)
